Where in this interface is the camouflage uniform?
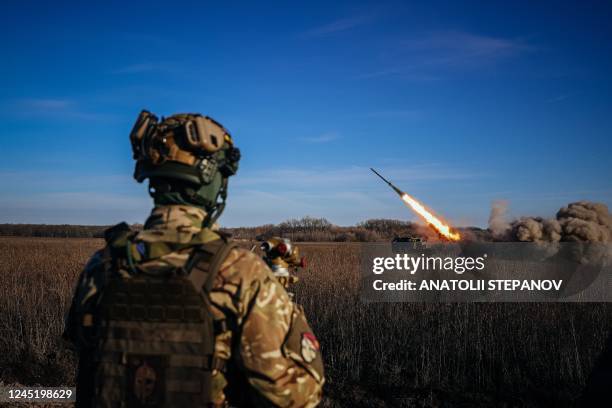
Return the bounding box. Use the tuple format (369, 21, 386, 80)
(65, 110, 324, 407)
(65, 206, 324, 407)
(67, 205, 324, 407)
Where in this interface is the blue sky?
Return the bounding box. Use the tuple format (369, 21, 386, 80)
(1, 0, 611, 227)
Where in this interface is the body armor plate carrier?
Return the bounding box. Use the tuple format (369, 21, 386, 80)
(92, 237, 235, 408)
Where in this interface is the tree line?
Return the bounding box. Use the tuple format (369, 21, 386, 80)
(0, 224, 108, 238)
(222, 217, 432, 242)
(0, 217, 483, 242)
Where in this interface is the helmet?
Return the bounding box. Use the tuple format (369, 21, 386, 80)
(260, 237, 307, 275)
(259, 237, 306, 295)
(129, 110, 241, 225)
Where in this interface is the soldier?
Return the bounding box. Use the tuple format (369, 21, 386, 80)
(259, 237, 305, 299)
(64, 111, 324, 407)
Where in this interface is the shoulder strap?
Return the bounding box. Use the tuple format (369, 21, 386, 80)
(103, 222, 132, 245)
(103, 222, 138, 273)
(185, 238, 237, 293)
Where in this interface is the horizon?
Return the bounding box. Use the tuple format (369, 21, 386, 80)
(1, 1, 611, 228)
(0, 215, 489, 229)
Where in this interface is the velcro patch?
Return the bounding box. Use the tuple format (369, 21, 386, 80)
(126, 354, 166, 407)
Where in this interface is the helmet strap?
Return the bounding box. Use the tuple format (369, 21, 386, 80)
(203, 178, 228, 227)
(149, 177, 228, 228)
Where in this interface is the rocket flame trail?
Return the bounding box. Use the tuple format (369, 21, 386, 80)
(370, 168, 461, 241)
(400, 193, 461, 241)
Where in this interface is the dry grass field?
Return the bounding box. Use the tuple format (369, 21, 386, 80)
(0, 237, 611, 407)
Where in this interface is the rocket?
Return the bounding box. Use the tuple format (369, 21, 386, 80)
(370, 168, 462, 241)
(370, 168, 404, 196)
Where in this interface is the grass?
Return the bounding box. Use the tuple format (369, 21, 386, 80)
(0, 237, 100, 386)
(0, 238, 610, 407)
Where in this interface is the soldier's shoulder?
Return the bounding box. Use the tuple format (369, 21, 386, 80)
(220, 245, 268, 271)
(87, 221, 134, 270)
(104, 221, 131, 240)
(217, 245, 272, 283)
(104, 222, 137, 248)
(210, 243, 290, 320)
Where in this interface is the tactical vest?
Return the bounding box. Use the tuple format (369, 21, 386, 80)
(91, 236, 235, 408)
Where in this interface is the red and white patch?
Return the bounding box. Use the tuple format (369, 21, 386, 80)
(300, 332, 320, 363)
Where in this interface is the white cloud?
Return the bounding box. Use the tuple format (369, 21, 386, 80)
(222, 163, 477, 226)
(400, 31, 530, 62)
(111, 62, 176, 75)
(358, 30, 533, 80)
(302, 16, 370, 37)
(298, 132, 340, 143)
(0, 171, 134, 192)
(0, 165, 478, 226)
(366, 109, 423, 119)
(20, 98, 73, 110)
(222, 188, 395, 227)
(546, 93, 572, 103)
(232, 164, 474, 189)
(4, 98, 114, 121)
(0, 192, 150, 225)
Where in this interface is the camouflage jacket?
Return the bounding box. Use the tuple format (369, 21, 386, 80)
(65, 205, 324, 407)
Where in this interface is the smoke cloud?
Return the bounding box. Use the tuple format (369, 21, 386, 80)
(488, 200, 510, 239)
(506, 201, 612, 243)
(511, 217, 562, 243)
(488, 201, 612, 264)
(556, 201, 612, 242)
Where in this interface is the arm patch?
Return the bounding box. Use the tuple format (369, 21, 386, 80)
(282, 304, 324, 383)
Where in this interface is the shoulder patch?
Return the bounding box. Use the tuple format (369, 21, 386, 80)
(301, 333, 320, 363)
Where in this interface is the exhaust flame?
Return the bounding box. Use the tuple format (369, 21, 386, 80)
(401, 193, 461, 241)
(370, 168, 461, 241)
